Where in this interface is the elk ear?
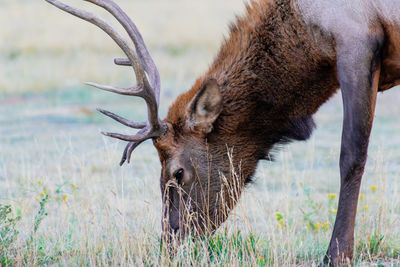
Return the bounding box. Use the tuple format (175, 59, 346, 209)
(188, 78, 223, 134)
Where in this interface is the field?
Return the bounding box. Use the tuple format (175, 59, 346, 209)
(1, 0, 400, 266)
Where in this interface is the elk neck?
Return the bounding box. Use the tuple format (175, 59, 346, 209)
(209, 0, 339, 157)
(167, 0, 341, 183)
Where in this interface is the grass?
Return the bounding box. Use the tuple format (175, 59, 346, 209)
(1, 0, 400, 266)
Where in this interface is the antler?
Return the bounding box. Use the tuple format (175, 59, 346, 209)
(45, 0, 166, 165)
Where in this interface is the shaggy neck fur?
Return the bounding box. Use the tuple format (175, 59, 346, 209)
(166, 0, 340, 183)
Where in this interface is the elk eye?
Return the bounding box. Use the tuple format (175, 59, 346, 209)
(174, 168, 184, 184)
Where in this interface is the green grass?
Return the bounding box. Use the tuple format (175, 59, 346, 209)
(1, 0, 400, 266)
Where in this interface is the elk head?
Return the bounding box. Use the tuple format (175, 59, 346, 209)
(46, 0, 248, 244)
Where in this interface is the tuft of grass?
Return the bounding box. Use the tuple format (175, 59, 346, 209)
(32, 195, 49, 235)
(0, 204, 21, 266)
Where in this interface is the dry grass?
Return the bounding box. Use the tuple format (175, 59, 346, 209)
(1, 0, 400, 266)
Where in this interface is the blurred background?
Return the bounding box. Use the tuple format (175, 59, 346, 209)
(0, 0, 399, 265)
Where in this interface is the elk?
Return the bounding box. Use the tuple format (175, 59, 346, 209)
(45, 0, 400, 265)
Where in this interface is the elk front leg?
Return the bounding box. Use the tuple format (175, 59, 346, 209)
(324, 36, 382, 266)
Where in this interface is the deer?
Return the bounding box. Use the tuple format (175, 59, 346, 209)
(45, 0, 400, 265)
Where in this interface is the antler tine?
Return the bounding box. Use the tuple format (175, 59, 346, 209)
(96, 108, 146, 129)
(114, 58, 131, 66)
(85, 82, 138, 95)
(120, 141, 143, 166)
(100, 120, 158, 141)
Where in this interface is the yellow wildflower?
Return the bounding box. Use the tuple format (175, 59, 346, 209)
(359, 194, 364, 200)
(364, 205, 369, 211)
(275, 212, 283, 221)
(327, 193, 336, 200)
(275, 212, 285, 229)
(323, 221, 330, 231)
(37, 180, 43, 185)
(276, 219, 285, 229)
(330, 209, 337, 214)
(40, 189, 48, 197)
(370, 185, 377, 192)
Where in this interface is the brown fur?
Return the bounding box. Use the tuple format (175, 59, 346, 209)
(153, 0, 400, 264)
(380, 22, 400, 90)
(158, 0, 339, 187)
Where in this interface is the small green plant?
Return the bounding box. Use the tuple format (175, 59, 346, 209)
(0, 204, 21, 266)
(300, 183, 320, 231)
(369, 232, 385, 256)
(33, 194, 49, 235)
(24, 194, 52, 265)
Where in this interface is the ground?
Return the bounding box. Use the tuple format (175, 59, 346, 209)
(0, 0, 399, 266)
